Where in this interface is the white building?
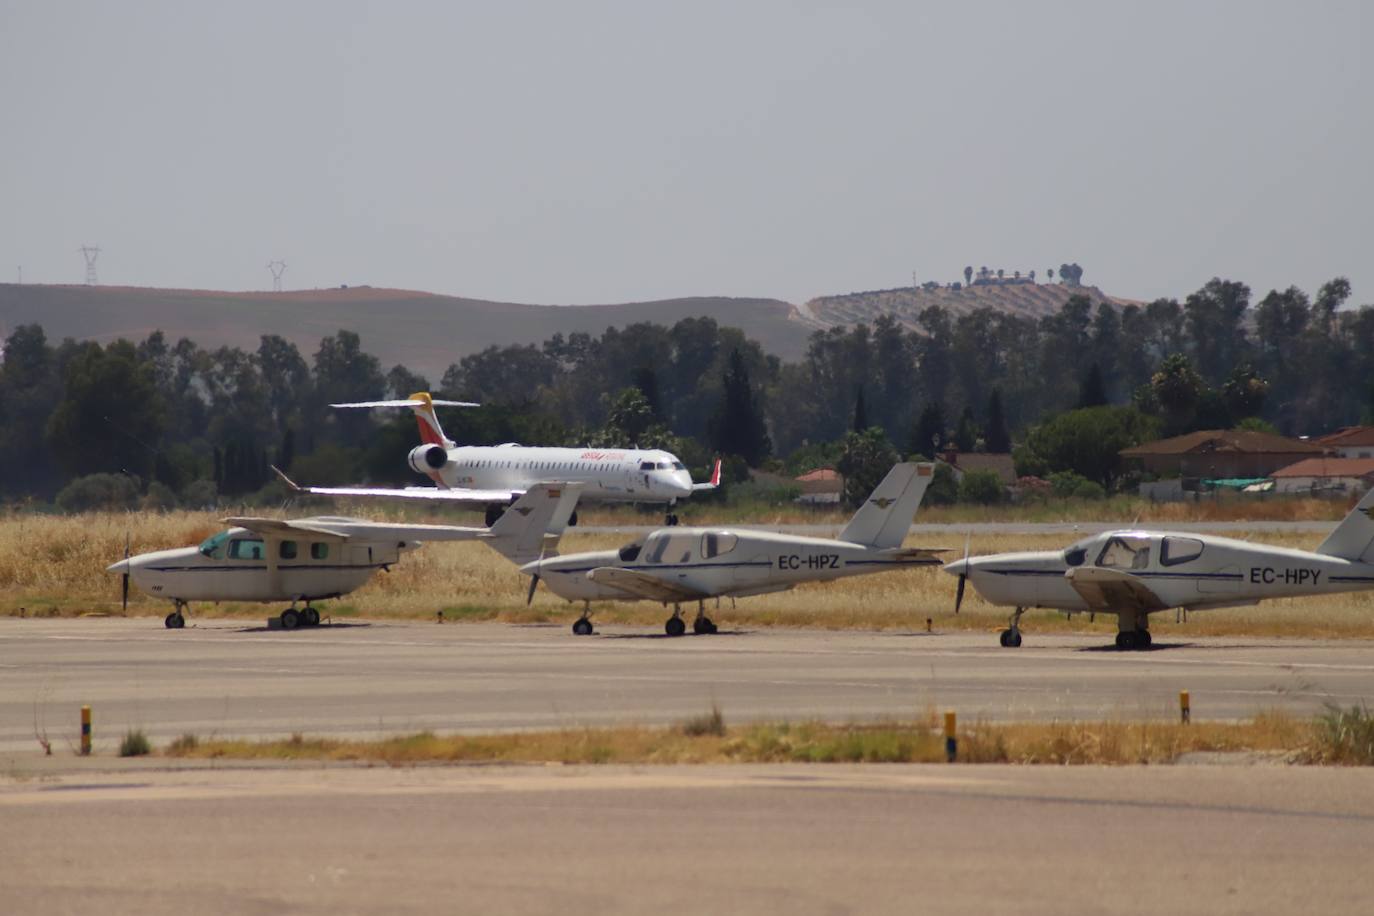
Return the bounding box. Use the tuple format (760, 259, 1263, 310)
(1269, 457, 1374, 494)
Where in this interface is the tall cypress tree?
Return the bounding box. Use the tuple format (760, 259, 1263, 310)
(708, 349, 771, 465)
(852, 385, 869, 433)
(985, 389, 1011, 453)
(909, 402, 946, 459)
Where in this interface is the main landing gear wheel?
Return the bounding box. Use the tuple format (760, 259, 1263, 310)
(302, 607, 320, 626)
(693, 617, 718, 635)
(999, 628, 1021, 648)
(665, 616, 686, 637)
(164, 612, 185, 629)
(572, 618, 593, 636)
(665, 513, 679, 527)
(280, 608, 300, 630)
(1115, 629, 1152, 650)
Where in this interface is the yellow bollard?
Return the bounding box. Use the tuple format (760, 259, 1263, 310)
(944, 711, 957, 762)
(1180, 690, 1191, 724)
(80, 705, 91, 755)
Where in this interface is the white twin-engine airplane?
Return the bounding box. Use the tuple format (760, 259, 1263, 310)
(944, 487, 1374, 650)
(107, 485, 579, 630)
(519, 462, 944, 636)
(288, 392, 719, 526)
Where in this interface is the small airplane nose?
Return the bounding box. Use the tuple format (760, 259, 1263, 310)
(107, 559, 131, 574)
(943, 559, 969, 577)
(518, 559, 543, 576)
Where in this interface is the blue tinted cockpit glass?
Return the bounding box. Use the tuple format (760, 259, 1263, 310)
(198, 530, 230, 558)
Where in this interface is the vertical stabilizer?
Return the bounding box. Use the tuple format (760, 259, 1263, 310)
(837, 462, 933, 549)
(482, 484, 584, 565)
(407, 391, 455, 449)
(1316, 487, 1374, 562)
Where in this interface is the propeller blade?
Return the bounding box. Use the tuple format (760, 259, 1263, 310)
(526, 574, 540, 606)
(121, 573, 130, 612)
(954, 573, 966, 615)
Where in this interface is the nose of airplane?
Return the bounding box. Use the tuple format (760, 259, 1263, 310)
(943, 558, 969, 577)
(106, 558, 131, 575)
(518, 559, 543, 576)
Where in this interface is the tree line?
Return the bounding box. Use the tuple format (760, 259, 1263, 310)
(0, 275, 1367, 510)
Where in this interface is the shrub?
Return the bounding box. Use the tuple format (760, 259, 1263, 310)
(1312, 704, 1374, 765)
(1072, 479, 1106, 500)
(166, 733, 199, 754)
(119, 729, 152, 757)
(681, 705, 726, 737)
(958, 469, 1005, 505)
(55, 473, 140, 512)
(141, 481, 178, 511)
(178, 479, 218, 509)
(1048, 471, 1093, 499)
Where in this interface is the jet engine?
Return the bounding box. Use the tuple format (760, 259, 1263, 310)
(408, 444, 449, 474)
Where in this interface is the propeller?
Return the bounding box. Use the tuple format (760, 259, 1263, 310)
(953, 534, 970, 615)
(121, 532, 130, 613)
(526, 572, 541, 606)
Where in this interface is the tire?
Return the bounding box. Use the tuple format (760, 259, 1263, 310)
(1115, 631, 1135, 650)
(999, 628, 1021, 648)
(572, 618, 593, 636)
(164, 613, 183, 630)
(568, 511, 579, 527)
(280, 609, 300, 630)
(665, 617, 686, 637)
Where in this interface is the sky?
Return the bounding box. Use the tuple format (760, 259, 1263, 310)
(1, 1, 1369, 306)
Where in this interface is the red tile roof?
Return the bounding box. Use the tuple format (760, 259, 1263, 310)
(1120, 429, 1326, 458)
(1270, 457, 1374, 479)
(1315, 427, 1374, 448)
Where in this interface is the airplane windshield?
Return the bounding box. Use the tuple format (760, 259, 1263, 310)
(1096, 535, 1152, 570)
(198, 530, 230, 559)
(701, 532, 738, 559)
(672, 461, 686, 470)
(618, 541, 643, 562)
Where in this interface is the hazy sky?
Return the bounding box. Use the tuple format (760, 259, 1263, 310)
(2, 1, 1369, 306)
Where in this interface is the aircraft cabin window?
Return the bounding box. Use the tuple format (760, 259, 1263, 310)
(701, 532, 738, 559)
(198, 531, 229, 559)
(1096, 536, 1152, 570)
(311, 542, 330, 560)
(1160, 537, 1204, 567)
(279, 540, 298, 560)
(1063, 547, 1086, 567)
(643, 535, 669, 564)
(618, 542, 643, 562)
(228, 539, 265, 561)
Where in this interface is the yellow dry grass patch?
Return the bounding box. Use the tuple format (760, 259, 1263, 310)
(164, 710, 1316, 766)
(5, 509, 1374, 639)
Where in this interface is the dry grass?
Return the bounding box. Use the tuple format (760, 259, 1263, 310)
(163, 709, 1317, 766)
(6, 508, 1374, 639)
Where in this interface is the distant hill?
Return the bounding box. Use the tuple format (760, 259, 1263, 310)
(0, 284, 818, 381)
(803, 282, 1137, 328)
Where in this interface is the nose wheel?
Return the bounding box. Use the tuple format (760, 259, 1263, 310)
(998, 607, 1025, 648)
(164, 600, 188, 629)
(664, 512, 680, 526)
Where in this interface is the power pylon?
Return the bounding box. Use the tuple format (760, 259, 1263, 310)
(267, 260, 286, 292)
(79, 246, 100, 285)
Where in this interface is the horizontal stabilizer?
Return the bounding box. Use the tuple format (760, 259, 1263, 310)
(330, 398, 479, 408)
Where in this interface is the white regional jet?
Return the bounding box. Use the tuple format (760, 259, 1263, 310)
(943, 488, 1374, 650)
(107, 485, 579, 630)
(518, 462, 943, 636)
(292, 392, 720, 526)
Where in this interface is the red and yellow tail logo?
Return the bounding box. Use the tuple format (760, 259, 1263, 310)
(408, 392, 449, 447)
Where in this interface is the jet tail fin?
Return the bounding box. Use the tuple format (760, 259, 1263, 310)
(1315, 488, 1374, 562)
(480, 484, 583, 565)
(837, 462, 933, 549)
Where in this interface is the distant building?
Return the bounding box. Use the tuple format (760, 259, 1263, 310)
(1314, 427, 1374, 459)
(1269, 457, 1374, 494)
(1120, 429, 1328, 481)
(794, 467, 842, 505)
(939, 451, 1016, 487)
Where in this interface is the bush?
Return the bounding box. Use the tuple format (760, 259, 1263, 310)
(141, 481, 178, 511)
(1312, 703, 1374, 765)
(923, 462, 959, 506)
(680, 705, 726, 737)
(1072, 479, 1106, 500)
(178, 478, 218, 509)
(1048, 471, 1093, 499)
(119, 729, 152, 757)
(958, 469, 1005, 505)
(55, 473, 140, 512)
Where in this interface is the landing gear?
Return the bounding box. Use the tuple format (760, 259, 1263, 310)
(665, 512, 680, 527)
(665, 604, 686, 637)
(998, 606, 1025, 648)
(164, 600, 187, 629)
(692, 599, 717, 635)
(302, 606, 320, 626)
(280, 608, 300, 630)
(1114, 629, 1153, 651)
(568, 511, 579, 528)
(572, 618, 593, 636)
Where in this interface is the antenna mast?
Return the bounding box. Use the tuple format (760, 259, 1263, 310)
(79, 245, 100, 285)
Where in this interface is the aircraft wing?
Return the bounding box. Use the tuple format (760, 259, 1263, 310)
(1065, 567, 1169, 613)
(274, 466, 516, 507)
(223, 517, 352, 541)
(585, 567, 711, 602)
(878, 546, 948, 564)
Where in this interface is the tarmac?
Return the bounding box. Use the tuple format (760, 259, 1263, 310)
(3, 618, 1373, 752)
(3, 761, 1372, 915)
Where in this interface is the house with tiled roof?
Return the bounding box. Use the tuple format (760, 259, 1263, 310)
(939, 450, 1016, 487)
(1269, 457, 1374, 494)
(1119, 429, 1328, 480)
(1314, 427, 1374, 459)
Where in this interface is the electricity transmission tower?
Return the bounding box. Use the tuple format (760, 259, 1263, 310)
(267, 260, 286, 292)
(79, 246, 100, 285)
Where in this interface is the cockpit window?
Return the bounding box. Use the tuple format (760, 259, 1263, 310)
(1161, 537, 1204, 567)
(1063, 547, 1086, 567)
(640, 461, 655, 471)
(228, 538, 265, 561)
(1095, 535, 1152, 570)
(701, 532, 738, 559)
(198, 530, 230, 559)
(657, 462, 672, 470)
(618, 541, 643, 562)
(672, 461, 685, 470)
(643, 534, 668, 564)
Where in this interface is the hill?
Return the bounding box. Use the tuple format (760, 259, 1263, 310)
(803, 282, 1136, 328)
(0, 284, 818, 381)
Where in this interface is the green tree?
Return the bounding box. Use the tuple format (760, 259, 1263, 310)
(958, 468, 1004, 504)
(852, 386, 868, 433)
(909, 402, 946, 459)
(954, 405, 979, 451)
(963, 266, 973, 285)
(1078, 364, 1107, 408)
(1150, 354, 1204, 434)
(708, 349, 771, 465)
(1016, 406, 1159, 490)
(837, 428, 899, 509)
(46, 340, 164, 480)
(984, 389, 1011, 453)
(1222, 364, 1269, 420)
